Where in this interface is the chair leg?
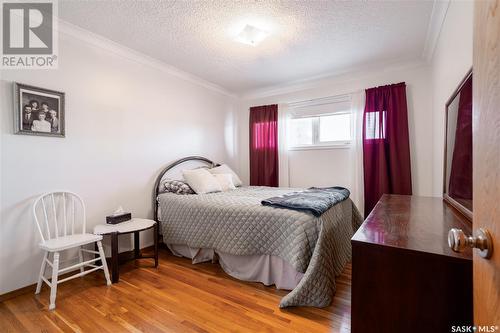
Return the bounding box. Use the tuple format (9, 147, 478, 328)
(49, 252, 60, 310)
(78, 246, 84, 273)
(35, 251, 48, 294)
(97, 241, 111, 286)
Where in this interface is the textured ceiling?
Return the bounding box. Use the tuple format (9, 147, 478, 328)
(59, 1, 434, 94)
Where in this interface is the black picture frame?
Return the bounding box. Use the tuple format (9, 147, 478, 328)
(14, 82, 65, 137)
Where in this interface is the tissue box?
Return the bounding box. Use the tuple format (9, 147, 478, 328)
(106, 213, 132, 224)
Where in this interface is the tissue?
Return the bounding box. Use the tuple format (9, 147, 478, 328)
(112, 206, 125, 216)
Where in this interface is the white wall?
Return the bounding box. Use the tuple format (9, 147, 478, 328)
(430, 1, 473, 196)
(238, 62, 434, 197)
(0, 28, 237, 294)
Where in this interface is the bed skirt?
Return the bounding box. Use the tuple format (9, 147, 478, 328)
(167, 244, 304, 290)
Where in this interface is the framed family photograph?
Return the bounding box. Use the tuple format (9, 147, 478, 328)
(14, 83, 65, 137)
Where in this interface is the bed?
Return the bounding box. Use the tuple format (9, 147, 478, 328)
(153, 156, 363, 308)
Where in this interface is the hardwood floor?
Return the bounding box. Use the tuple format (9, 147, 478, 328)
(0, 248, 351, 333)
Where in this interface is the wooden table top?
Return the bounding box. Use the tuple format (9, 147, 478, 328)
(352, 194, 473, 260)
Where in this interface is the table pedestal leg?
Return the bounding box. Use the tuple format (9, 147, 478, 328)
(134, 231, 140, 259)
(154, 223, 159, 267)
(111, 232, 119, 283)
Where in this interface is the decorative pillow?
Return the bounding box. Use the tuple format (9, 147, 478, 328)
(182, 168, 222, 194)
(213, 173, 236, 191)
(162, 179, 195, 195)
(208, 164, 243, 187)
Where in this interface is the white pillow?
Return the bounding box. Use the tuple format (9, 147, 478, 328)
(182, 168, 222, 194)
(208, 164, 242, 187)
(213, 173, 236, 191)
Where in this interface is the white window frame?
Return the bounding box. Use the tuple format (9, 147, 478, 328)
(288, 111, 352, 151)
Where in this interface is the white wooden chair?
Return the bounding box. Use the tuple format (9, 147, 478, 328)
(33, 191, 111, 310)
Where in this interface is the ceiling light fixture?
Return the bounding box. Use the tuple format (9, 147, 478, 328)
(234, 24, 269, 46)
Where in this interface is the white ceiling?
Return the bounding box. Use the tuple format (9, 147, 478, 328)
(59, 1, 434, 95)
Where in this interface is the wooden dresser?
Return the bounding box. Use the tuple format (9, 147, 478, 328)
(351, 195, 473, 333)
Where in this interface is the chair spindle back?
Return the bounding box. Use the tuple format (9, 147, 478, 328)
(33, 191, 86, 242)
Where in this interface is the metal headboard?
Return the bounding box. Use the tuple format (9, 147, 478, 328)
(152, 156, 219, 239)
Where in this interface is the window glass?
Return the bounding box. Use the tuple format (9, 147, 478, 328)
(289, 117, 313, 146)
(365, 111, 386, 139)
(319, 113, 351, 142)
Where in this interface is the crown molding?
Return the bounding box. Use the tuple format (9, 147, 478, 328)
(55, 19, 236, 98)
(240, 59, 428, 100)
(422, 0, 450, 62)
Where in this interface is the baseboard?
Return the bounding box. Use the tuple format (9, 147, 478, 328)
(0, 245, 158, 302)
(0, 283, 38, 303)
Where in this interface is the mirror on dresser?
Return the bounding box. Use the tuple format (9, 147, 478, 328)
(443, 69, 473, 221)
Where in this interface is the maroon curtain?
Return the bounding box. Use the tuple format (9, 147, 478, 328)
(363, 82, 412, 216)
(448, 75, 473, 200)
(249, 104, 278, 187)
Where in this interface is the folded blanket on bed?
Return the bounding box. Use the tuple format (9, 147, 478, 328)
(261, 186, 351, 217)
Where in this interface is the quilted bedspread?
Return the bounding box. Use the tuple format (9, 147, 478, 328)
(158, 186, 363, 308)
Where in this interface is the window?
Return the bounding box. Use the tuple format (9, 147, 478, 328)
(289, 117, 313, 146)
(319, 113, 351, 142)
(365, 110, 386, 140)
(288, 112, 352, 149)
